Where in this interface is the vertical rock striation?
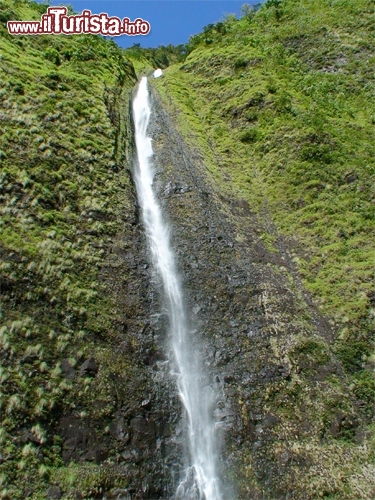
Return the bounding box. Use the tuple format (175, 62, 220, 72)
(144, 83, 369, 499)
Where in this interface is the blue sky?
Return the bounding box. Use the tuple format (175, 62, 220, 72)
(39, 1, 262, 48)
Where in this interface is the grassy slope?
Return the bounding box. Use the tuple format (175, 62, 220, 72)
(152, 0, 375, 496)
(155, 0, 375, 411)
(0, 1, 140, 498)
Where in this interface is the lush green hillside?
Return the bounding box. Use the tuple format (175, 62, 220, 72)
(0, 1, 144, 498)
(155, 0, 375, 412)
(152, 0, 375, 496)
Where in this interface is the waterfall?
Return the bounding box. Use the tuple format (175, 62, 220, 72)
(132, 77, 222, 500)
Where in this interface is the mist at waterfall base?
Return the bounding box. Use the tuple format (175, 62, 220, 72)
(132, 77, 222, 500)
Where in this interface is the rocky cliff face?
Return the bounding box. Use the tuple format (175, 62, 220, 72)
(2, 1, 375, 499)
(0, 1, 173, 497)
(145, 85, 374, 499)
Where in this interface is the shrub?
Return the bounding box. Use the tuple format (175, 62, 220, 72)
(43, 48, 61, 66)
(353, 370, 375, 414)
(335, 341, 371, 373)
(234, 58, 247, 70)
(240, 129, 259, 143)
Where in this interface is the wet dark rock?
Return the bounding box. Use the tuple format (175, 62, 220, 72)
(7, 251, 22, 262)
(164, 181, 191, 195)
(142, 84, 360, 499)
(142, 346, 159, 366)
(0, 273, 15, 296)
(59, 416, 109, 464)
(21, 353, 38, 364)
(36, 449, 45, 463)
(258, 365, 287, 382)
(279, 450, 292, 466)
(314, 361, 337, 381)
(355, 428, 366, 444)
(46, 486, 62, 499)
(130, 416, 156, 451)
(61, 359, 76, 380)
(20, 428, 44, 445)
(111, 489, 130, 499)
(109, 416, 130, 442)
(117, 340, 134, 353)
(120, 450, 134, 462)
(141, 398, 152, 410)
(84, 447, 108, 462)
(276, 364, 291, 379)
(262, 414, 279, 430)
(79, 357, 98, 377)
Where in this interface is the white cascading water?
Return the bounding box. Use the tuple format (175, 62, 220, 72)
(133, 76, 222, 500)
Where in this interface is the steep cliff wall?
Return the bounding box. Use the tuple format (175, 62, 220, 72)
(1, 0, 375, 499)
(148, 82, 374, 499)
(0, 1, 176, 498)
(148, 0, 375, 497)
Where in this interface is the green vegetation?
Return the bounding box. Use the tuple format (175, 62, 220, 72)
(124, 42, 186, 73)
(155, 0, 375, 406)
(152, 0, 375, 496)
(0, 1, 140, 498)
(2, 0, 375, 497)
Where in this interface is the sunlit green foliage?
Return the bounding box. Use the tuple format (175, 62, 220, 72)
(153, 0, 375, 497)
(0, 0, 138, 497)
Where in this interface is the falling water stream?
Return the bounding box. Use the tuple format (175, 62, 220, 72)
(133, 77, 222, 500)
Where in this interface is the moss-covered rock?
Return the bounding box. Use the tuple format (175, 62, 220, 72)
(0, 1, 180, 498)
(149, 0, 375, 497)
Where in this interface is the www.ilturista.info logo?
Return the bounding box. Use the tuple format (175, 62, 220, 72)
(7, 6, 150, 36)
